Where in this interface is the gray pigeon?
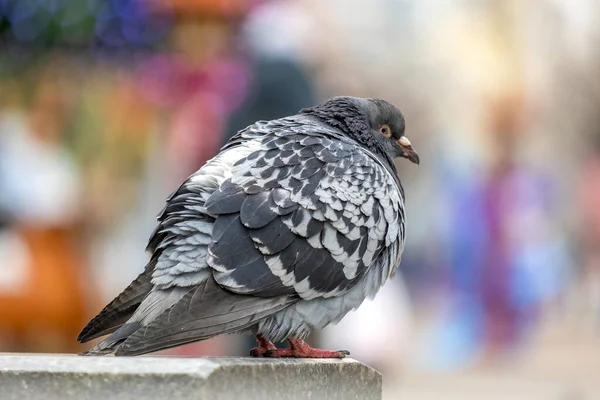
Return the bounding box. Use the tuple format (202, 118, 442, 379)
(78, 96, 419, 358)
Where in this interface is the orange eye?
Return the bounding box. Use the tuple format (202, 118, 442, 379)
(379, 124, 392, 138)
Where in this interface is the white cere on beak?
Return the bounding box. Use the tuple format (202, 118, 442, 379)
(398, 136, 412, 147)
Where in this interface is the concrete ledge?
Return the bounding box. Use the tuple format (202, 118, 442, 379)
(0, 353, 382, 400)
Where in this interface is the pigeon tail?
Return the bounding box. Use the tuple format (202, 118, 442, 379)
(77, 260, 156, 343)
(114, 278, 295, 356)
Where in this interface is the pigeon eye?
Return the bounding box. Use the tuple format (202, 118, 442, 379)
(379, 124, 392, 138)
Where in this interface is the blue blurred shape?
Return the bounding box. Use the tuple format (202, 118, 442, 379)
(10, 0, 53, 42)
(111, 0, 136, 19)
(95, 1, 125, 47)
(122, 2, 172, 45)
(0, 0, 9, 18)
(7, 0, 38, 23)
(95, 0, 172, 46)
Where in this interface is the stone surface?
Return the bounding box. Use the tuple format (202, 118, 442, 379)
(0, 353, 382, 400)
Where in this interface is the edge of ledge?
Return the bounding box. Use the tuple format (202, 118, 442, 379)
(0, 353, 380, 375)
(0, 353, 382, 400)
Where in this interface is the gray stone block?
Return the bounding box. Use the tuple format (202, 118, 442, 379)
(0, 353, 382, 400)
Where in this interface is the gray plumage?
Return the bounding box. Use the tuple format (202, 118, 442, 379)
(78, 96, 419, 356)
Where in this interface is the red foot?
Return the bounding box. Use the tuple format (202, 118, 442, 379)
(250, 334, 277, 357)
(253, 337, 349, 359)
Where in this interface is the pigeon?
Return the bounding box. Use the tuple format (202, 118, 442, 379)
(78, 96, 419, 358)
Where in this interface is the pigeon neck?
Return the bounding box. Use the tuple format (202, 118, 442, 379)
(300, 102, 397, 173)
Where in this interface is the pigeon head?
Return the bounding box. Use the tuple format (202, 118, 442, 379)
(300, 96, 419, 167)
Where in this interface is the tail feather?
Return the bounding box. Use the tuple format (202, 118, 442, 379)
(80, 287, 192, 356)
(115, 278, 296, 356)
(77, 261, 155, 343)
(79, 322, 142, 356)
(79, 347, 117, 356)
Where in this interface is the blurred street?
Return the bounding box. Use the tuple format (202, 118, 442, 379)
(1, 0, 599, 398)
(384, 310, 600, 399)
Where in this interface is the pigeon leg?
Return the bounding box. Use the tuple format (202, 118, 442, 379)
(250, 334, 277, 357)
(262, 337, 350, 359)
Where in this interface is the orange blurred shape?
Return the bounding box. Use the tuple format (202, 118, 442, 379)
(149, 0, 256, 18)
(0, 226, 98, 353)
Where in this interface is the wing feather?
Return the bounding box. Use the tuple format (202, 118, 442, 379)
(205, 117, 405, 300)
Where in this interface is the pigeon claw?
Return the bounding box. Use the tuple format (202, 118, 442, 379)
(250, 347, 269, 357)
(250, 334, 277, 357)
(252, 336, 350, 359)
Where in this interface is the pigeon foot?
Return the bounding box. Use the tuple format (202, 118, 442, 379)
(253, 337, 349, 359)
(250, 334, 277, 357)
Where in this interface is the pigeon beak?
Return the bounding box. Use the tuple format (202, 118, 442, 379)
(397, 136, 420, 165)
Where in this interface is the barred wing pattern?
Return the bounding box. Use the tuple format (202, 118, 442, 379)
(203, 117, 406, 300)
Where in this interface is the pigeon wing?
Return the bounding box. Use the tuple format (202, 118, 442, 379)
(206, 117, 406, 300)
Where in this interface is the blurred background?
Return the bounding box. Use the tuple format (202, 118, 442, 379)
(0, 0, 599, 398)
